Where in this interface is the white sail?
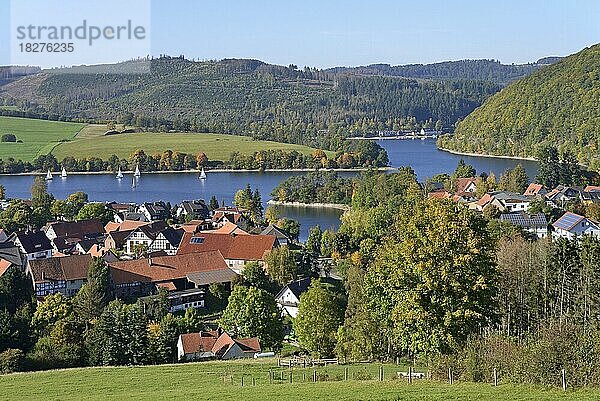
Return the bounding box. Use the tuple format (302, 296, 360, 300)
(199, 167, 207, 179)
(420, 128, 426, 136)
(134, 164, 141, 177)
(45, 170, 53, 180)
(132, 177, 136, 188)
(61, 168, 67, 178)
(116, 167, 123, 179)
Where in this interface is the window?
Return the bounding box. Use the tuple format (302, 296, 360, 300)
(190, 237, 204, 244)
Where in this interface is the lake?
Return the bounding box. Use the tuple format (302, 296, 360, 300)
(0, 139, 538, 241)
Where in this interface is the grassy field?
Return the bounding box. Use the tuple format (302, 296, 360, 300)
(53, 130, 323, 161)
(0, 117, 326, 163)
(0, 116, 85, 161)
(0, 359, 597, 401)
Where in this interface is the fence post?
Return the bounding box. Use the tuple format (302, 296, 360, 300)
(278, 357, 281, 367)
(448, 367, 453, 384)
(345, 367, 349, 381)
(290, 372, 293, 384)
(269, 370, 272, 384)
(280, 371, 284, 381)
(313, 369, 317, 383)
(493, 368, 498, 387)
(241, 376, 244, 387)
(252, 378, 256, 386)
(562, 369, 567, 391)
(303, 372, 306, 382)
(408, 366, 413, 384)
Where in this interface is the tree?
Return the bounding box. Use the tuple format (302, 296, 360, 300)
(219, 286, 283, 350)
(277, 218, 300, 243)
(306, 225, 323, 256)
(74, 258, 113, 328)
(234, 184, 262, 221)
(365, 199, 497, 357)
(209, 195, 219, 211)
(264, 245, 298, 285)
(264, 206, 281, 224)
(453, 159, 476, 178)
(76, 203, 112, 224)
(536, 145, 561, 188)
(32, 293, 72, 335)
(498, 164, 529, 193)
(242, 261, 273, 293)
(0, 185, 5, 200)
(320, 230, 336, 258)
(294, 280, 344, 358)
(336, 264, 382, 361)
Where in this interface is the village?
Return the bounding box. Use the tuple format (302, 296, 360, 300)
(0, 168, 599, 367)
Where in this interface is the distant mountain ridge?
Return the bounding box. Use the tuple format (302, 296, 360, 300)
(438, 44, 600, 170)
(327, 58, 563, 85)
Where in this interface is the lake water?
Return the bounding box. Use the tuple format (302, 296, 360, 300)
(0, 139, 538, 241)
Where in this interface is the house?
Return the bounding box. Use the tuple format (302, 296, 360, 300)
(524, 183, 548, 197)
(177, 232, 278, 273)
(552, 212, 600, 240)
(138, 202, 170, 222)
(0, 241, 25, 271)
(108, 251, 234, 300)
(584, 185, 600, 193)
(177, 330, 260, 362)
(488, 192, 531, 213)
(200, 221, 249, 236)
(105, 220, 150, 234)
(44, 219, 104, 241)
(124, 221, 184, 255)
(0, 229, 7, 243)
(176, 200, 210, 221)
(499, 212, 549, 238)
(11, 230, 53, 260)
(260, 224, 293, 245)
(212, 207, 248, 226)
(275, 277, 312, 318)
(428, 190, 452, 200)
(114, 211, 148, 223)
(454, 177, 480, 201)
(27, 254, 92, 298)
(582, 191, 600, 205)
(546, 186, 583, 207)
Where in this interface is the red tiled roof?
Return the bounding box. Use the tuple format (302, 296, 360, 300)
(235, 337, 261, 352)
(524, 183, 544, 196)
(201, 222, 250, 236)
(109, 251, 229, 285)
(477, 193, 494, 207)
(428, 190, 452, 200)
(105, 220, 150, 233)
(0, 259, 12, 277)
(47, 219, 104, 238)
(177, 232, 276, 261)
(585, 186, 600, 192)
(180, 333, 218, 355)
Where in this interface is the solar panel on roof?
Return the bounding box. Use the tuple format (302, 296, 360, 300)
(554, 213, 583, 230)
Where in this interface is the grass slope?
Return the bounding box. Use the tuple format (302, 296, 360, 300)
(0, 360, 597, 401)
(0, 117, 326, 163)
(0, 116, 85, 161)
(52, 130, 324, 161)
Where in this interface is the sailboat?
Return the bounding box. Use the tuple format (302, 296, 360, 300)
(45, 170, 53, 181)
(132, 177, 136, 189)
(61, 167, 67, 179)
(199, 167, 207, 180)
(134, 164, 141, 178)
(116, 167, 124, 179)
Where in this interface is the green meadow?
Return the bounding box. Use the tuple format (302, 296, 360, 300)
(0, 360, 597, 401)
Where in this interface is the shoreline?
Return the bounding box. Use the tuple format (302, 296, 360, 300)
(437, 147, 537, 162)
(267, 200, 351, 211)
(0, 167, 394, 177)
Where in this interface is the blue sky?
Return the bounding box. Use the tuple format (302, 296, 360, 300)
(2, 0, 600, 68)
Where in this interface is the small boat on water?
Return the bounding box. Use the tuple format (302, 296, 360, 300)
(45, 170, 53, 181)
(116, 167, 124, 179)
(132, 177, 136, 189)
(199, 167, 207, 180)
(134, 164, 141, 178)
(61, 167, 67, 179)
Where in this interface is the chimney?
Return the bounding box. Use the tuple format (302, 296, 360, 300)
(41, 271, 45, 281)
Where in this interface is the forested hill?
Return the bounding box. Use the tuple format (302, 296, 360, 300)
(437, 44, 600, 170)
(0, 57, 501, 150)
(327, 59, 561, 85)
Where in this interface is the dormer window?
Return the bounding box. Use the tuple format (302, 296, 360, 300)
(190, 237, 204, 244)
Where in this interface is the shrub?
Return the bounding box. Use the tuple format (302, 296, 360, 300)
(1, 134, 17, 143)
(0, 349, 25, 374)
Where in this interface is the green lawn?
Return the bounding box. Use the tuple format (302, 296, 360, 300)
(0, 116, 85, 161)
(0, 360, 597, 401)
